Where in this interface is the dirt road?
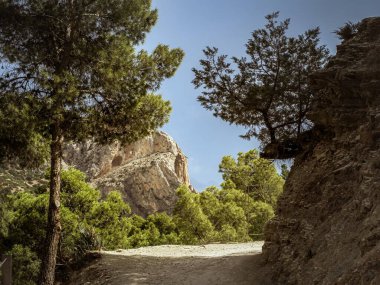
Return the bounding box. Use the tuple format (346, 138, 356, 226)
(67, 242, 273, 285)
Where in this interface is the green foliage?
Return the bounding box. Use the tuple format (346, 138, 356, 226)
(89, 191, 132, 250)
(201, 186, 274, 241)
(60, 170, 133, 252)
(6, 244, 41, 285)
(7, 192, 48, 253)
(174, 185, 214, 244)
(111, 212, 179, 248)
(176, 181, 276, 243)
(216, 201, 250, 240)
(126, 215, 150, 248)
(219, 150, 284, 207)
(0, 159, 280, 285)
(61, 169, 100, 218)
(0, 2, 184, 281)
(0, 93, 49, 167)
(246, 201, 274, 239)
(0, 0, 184, 146)
(0, 168, 135, 284)
(145, 212, 180, 245)
(192, 12, 329, 150)
(217, 225, 239, 242)
(199, 188, 249, 242)
(194, 150, 281, 241)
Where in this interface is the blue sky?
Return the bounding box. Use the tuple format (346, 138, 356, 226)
(143, 0, 380, 190)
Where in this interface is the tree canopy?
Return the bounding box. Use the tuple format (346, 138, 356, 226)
(192, 12, 329, 158)
(0, 0, 184, 147)
(0, 1, 184, 283)
(219, 150, 283, 207)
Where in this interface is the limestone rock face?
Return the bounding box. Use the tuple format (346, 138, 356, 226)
(63, 131, 191, 216)
(263, 18, 380, 284)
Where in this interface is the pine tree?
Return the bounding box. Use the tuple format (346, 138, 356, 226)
(219, 150, 283, 207)
(192, 12, 329, 158)
(0, 1, 184, 284)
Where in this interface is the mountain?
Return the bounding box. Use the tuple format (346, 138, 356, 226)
(63, 131, 193, 216)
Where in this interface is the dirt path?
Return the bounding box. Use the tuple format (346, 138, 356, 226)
(67, 242, 273, 285)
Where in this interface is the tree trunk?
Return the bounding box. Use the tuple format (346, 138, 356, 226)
(39, 126, 63, 285)
(262, 111, 276, 143)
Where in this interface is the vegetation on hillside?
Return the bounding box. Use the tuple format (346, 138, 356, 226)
(0, 150, 282, 285)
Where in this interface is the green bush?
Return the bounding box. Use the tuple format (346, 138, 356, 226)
(174, 185, 215, 244)
(0, 157, 280, 285)
(219, 150, 284, 207)
(247, 201, 274, 239)
(217, 224, 239, 242)
(89, 191, 132, 249)
(145, 212, 179, 245)
(1, 168, 137, 284)
(6, 244, 41, 285)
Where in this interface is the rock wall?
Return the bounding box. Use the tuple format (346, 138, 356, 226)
(263, 18, 380, 284)
(63, 131, 191, 216)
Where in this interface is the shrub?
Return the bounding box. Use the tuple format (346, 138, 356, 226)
(6, 244, 41, 285)
(174, 185, 215, 244)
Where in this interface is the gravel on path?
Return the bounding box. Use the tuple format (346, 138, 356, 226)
(103, 241, 264, 258)
(66, 242, 273, 285)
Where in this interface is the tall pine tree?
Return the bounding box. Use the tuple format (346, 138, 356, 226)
(0, 1, 184, 284)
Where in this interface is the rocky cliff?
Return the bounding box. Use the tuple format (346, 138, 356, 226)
(263, 18, 380, 284)
(63, 131, 191, 216)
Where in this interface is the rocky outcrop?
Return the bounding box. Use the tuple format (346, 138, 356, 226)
(263, 18, 380, 284)
(63, 131, 191, 216)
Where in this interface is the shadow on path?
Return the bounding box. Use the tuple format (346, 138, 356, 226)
(67, 253, 273, 285)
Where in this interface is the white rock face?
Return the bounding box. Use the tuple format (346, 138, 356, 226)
(63, 131, 191, 216)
